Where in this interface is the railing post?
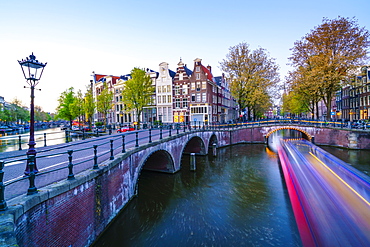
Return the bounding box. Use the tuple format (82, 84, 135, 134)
(110, 140, 114, 160)
(134, 132, 139, 147)
(169, 126, 172, 137)
(183, 125, 186, 133)
(18, 135, 22, 151)
(0, 161, 7, 211)
(44, 133, 47, 147)
(65, 130, 69, 143)
(82, 129, 85, 140)
(176, 126, 179, 135)
(149, 128, 152, 143)
(121, 135, 126, 153)
(67, 150, 75, 180)
(93, 145, 99, 169)
(27, 155, 37, 195)
(160, 126, 163, 140)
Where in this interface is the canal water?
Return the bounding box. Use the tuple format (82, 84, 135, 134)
(93, 147, 301, 245)
(0, 127, 82, 153)
(92, 129, 370, 247)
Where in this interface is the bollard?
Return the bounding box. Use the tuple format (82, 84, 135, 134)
(212, 143, 217, 157)
(149, 129, 152, 143)
(110, 140, 114, 160)
(0, 161, 7, 210)
(67, 150, 75, 180)
(121, 135, 126, 153)
(135, 132, 139, 147)
(27, 155, 37, 195)
(93, 145, 99, 169)
(18, 135, 22, 150)
(44, 133, 47, 147)
(190, 153, 196, 171)
(65, 130, 69, 143)
(169, 127, 171, 137)
(160, 127, 163, 140)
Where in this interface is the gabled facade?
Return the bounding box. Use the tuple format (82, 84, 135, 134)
(173, 59, 192, 123)
(155, 62, 175, 123)
(143, 68, 158, 123)
(113, 74, 133, 124)
(214, 74, 238, 123)
(189, 58, 218, 123)
(92, 73, 121, 125)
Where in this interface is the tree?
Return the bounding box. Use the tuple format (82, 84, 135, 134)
(121, 68, 154, 127)
(220, 42, 280, 121)
(55, 87, 78, 127)
(96, 82, 114, 127)
(289, 16, 370, 120)
(84, 84, 95, 130)
(71, 89, 85, 129)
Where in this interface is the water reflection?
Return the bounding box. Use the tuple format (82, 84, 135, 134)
(93, 144, 302, 247)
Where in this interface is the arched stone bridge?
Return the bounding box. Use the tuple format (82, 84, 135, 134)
(6, 125, 370, 247)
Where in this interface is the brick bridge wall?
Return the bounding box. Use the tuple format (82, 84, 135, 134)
(1, 126, 369, 246)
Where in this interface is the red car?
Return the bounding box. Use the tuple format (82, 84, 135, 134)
(117, 126, 135, 133)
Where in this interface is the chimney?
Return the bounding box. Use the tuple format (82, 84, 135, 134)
(207, 65, 212, 72)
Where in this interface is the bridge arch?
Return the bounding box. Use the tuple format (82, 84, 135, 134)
(142, 149, 175, 173)
(208, 134, 218, 149)
(265, 126, 313, 141)
(183, 136, 207, 155)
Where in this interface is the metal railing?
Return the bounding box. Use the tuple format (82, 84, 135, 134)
(0, 119, 368, 211)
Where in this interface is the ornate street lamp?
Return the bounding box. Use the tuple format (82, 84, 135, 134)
(18, 53, 47, 175)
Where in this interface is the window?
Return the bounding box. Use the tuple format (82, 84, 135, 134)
(162, 86, 166, 93)
(157, 96, 161, 103)
(202, 93, 206, 102)
(182, 98, 188, 108)
(163, 95, 166, 103)
(196, 82, 201, 91)
(191, 94, 195, 101)
(191, 82, 195, 90)
(196, 73, 200, 80)
(158, 86, 162, 93)
(167, 85, 171, 92)
(202, 81, 206, 89)
(196, 93, 201, 102)
(175, 85, 180, 95)
(182, 85, 188, 95)
(196, 67, 200, 72)
(175, 98, 180, 108)
(179, 73, 183, 80)
(168, 95, 172, 103)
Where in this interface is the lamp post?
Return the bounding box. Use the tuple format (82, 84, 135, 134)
(18, 53, 47, 175)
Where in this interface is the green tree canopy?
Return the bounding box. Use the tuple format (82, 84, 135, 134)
(121, 68, 154, 127)
(96, 82, 114, 127)
(220, 42, 280, 120)
(84, 84, 95, 129)
(289, 16, 369, 120)
(55, 87, 78, 126)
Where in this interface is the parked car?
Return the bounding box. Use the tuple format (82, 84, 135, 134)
(0, 126, 13, 134)
(117, 126, 135, 133)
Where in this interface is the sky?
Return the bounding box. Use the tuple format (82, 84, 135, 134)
(0, 0, 369, 113)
